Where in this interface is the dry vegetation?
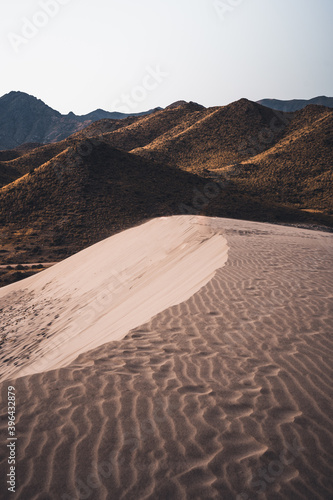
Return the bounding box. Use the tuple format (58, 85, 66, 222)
(0, 264, 45, 287)
(231, 106, 333, 213)
(0, 98, 332, 287)
(130, 99, 288, 172)
(0, 143, 207, 268)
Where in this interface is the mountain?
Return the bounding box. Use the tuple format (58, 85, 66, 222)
(130, 99, 290, 173)
(0, 99, 290, 186)
(0, 91, 161, 150)
(0, 114, 148, 188)
(0, 101, 215, 188)
(0, 139, 207, 264)
(257, 96, 333, 112)
(0, 98, 332, 287)
(209, 104, 333, 215)
(126, 99, 332, 215)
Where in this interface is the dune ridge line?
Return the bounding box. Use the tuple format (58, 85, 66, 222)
(0, 215, 229, 381)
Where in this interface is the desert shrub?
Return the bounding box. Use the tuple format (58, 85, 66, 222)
(52, 235, 66, 246)
(11, 271, 34, 282)
(31, 246, 41, 255)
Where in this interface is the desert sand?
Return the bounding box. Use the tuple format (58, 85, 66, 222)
(0, 216, 332, 499)
(0, 216, 229, 381)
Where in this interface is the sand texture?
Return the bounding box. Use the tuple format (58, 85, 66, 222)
(0, 217, 332, 499)
(0, 216, 228, 381)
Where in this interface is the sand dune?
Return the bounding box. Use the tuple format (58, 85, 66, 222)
(0, 217, 332, 499)
(0, 216, 228, 381)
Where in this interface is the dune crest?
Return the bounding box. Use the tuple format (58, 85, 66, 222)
(0, 215, 228, 381)
(0, 217, 332, 499)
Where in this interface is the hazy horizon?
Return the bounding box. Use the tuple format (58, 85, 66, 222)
(1, 0, 333, 114)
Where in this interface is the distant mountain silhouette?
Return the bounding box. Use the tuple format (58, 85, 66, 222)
(257, 96, 333, 112)
(0, 91, 161, 150)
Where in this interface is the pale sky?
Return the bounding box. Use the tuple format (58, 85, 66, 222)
(1, 0, 332, 115)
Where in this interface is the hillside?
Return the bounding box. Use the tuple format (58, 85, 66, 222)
(116, 100, 332, 216)
(0, 143, 42, 161)
(92, 101, 210, 152)
(130, 99, 291, 172)
(0, 113, 155, 188)
(0, 140, 208, 267)
(0, 98, 332, 287)
(0, 91, 160, 149)
(0, 142, 70, 187)
(206, 104, 333, 214)
(231, 106, 333, 211)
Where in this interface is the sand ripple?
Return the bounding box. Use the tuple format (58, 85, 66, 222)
(0, 219, 332, 499)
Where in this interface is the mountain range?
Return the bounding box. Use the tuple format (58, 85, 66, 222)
(0, 94, 332, 288)
(257, 96, 333, 112)
(0, 91, 161, 150)
(1, 91, 332, 151)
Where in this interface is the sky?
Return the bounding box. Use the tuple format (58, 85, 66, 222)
(1, 0, 333, 115)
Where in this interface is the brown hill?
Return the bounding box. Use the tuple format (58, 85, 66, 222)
(0, 143, 46, 184)
(98, 102, 211, 152)
(0, 105, 188, 188)
(0, 143, 42, 161)
(69, 99, 292, 173)
(0, 140, 207, 266)
(1, 98, 292, 186)
(0, 98, 332, 287)
(122, 100, 332, 214)
(0, 112, 154, 188)
(70, 115, 142, 140)
(214, 105, 333, 213)
(130, 99, 291, 172)
(0, 142, 70, 187)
